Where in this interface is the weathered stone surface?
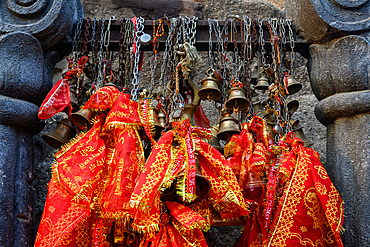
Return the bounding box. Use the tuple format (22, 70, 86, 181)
(326, 114, 370, 246)
(0, 0, 84, 50)
(308, 35, 370, 101)
(310, 0, 370, 32)
(0, 32, 44, 105)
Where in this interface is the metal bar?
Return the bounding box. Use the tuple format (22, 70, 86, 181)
(69, 19, 309, 57)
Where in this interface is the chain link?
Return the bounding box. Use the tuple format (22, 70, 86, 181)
(130, 17, 144, 101)
(96, 18, 105, 89)
(72, 18, 83, 65)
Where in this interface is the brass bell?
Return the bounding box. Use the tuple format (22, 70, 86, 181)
(217, 114, 240, 141)
(42, 118, 76, 149)
(70, 108, 95, 129)
(242, 172, 264, 202)
(250, 69, 259, 85)
(290, 119, 300, 131)
(206, 125, 223, 154)
(225, 87, 249, 114)
(198, 77, 222, 101)
(252, 100, 267, 118)
(255, 75, 270, 91)
(161, 160, 212, 205)
(181, 103, 198, 126)
(286, 75, 302, 95)
(153, 110, 164, 139)
(287, 100, 299, 117)
(157, 110, 167, 128)
(192, 164, 212, 204)
(293, 127, 313, 147)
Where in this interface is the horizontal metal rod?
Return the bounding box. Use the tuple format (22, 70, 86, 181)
(64, 19, 309, 57)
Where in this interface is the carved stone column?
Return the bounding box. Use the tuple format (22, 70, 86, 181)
(0, 1, 83, 246)
(286, 1, 369, 246)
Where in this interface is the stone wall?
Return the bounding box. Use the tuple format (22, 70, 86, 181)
(33, 0, 328, 245)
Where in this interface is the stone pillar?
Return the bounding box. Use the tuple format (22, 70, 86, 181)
(286, 1, 370, 246)
(0, 1, 83, 246)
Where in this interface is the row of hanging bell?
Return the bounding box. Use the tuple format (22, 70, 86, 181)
(254, 72, 302, 95)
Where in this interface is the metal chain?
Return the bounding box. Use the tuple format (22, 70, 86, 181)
(159, 19, 176, 95)
(190, 16, 198, 45)
(72, 18, 83, 65)
(208, 19, 213, 69)
(82, 18, 90, 56)
(96, 18, 105, 89)
(287, 19, 295, 76)
(90, 17, 97, 65)
(131, 17, 144, 101)
(258, 19, 266, 67)
(118, 18, 126, 86)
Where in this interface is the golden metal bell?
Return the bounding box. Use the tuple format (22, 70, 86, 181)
(225, 87, 249, 114)
(181, 103, 198, 126)
(252, 100, 267, 118)
(206, 125, 223, 154)
(287, 100, 299, 117)
(255, 75, 270, 91)
(153, 110, 164, 139)
(243, 172, 264, 201)
(217, 115, 240, 141)
(70, 108, 95, 129)
(286, 75, 302, 95)
(198, 77, 222, 101)
(42, 118, 76, 149)
(290, 119, 300, 130)
(293, 127, 313, 147)
(161, 160, 212, 205)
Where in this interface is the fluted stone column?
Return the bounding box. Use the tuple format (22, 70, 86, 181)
(286, 1, 369, 246)
(0, 1, 83, 246)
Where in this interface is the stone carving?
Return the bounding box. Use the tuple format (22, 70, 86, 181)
(308, 35, 369, 101)
(0, 1, 83, 245)
(311, 0, 370, 31)
(287, 0, 370, 246)
(0, 0, 83, 49)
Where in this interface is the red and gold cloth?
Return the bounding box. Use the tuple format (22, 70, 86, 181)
(266, 138, 344, 247)
(130, 119, 250, 233)
(84, 86, 121, 111)
(164, 201, 210, 231)
(36, 88, 148, 246)
(38, 56, 89, 120)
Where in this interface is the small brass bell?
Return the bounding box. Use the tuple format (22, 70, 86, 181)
(157, 110, 167, 128)
(42, 118, 76, 149)
(192, 163, 212, 204)
(255, 75, 270, 91)
(198, 77, 222, 101)
(290, 119, 300, 131)
(206, 125, 223, 153)
(217, 115, 240, 141)
(286, 75, 302, 95)
(287, 100, 299, 117)
(181, 103, 198, 126)
(153, 110, 164, 139)
(70, 108, 95, 129)
(252, 100, 267, 118)
(225, 87, 249, 114)
(293, 127, 313, 147)
(243, 172, 264, 201)
(250, 69, 259, 85)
